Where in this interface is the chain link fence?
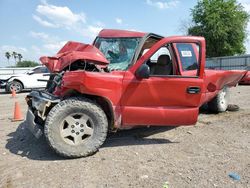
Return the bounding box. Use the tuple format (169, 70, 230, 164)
(206, 55, 250, 70)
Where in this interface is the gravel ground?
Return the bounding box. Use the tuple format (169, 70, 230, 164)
(0, 86, 249, 188)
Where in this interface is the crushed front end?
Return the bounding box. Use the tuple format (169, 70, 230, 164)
(24, 41, 110, 139)
(25, 89, 60, 138)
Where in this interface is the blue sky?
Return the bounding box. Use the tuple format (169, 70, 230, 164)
(0, 0, 249, 67)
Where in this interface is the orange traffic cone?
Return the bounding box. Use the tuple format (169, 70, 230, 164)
(12, 101, 23, 121)
(11, 89, 16, 98)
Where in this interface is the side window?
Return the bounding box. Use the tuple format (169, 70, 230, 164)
(41, 67, 49, 73)
(146, 46, 173, 76)
(32, 68, 42, 74)
(33, 67, 49, 74)
(175, 43, 200, 71)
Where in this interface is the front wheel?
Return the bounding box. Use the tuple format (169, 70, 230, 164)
(6, 80, 23, 93)
(208, 87, 229, 113)
(44, 97, 108, 158)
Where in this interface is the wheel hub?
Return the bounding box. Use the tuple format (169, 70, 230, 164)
(10, 82, 21, 92)
(70, 122, 84, 135)
(60, 114, 94, 145)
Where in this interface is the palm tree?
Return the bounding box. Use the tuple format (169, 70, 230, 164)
(5, 52, 11, 64)
(17, 53, 23, 62)
(12, 51, 18, 65)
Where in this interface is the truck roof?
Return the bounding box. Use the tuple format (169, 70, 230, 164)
(98, 29, 146, 38)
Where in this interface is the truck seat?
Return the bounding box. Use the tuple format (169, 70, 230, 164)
(151, 55, 173, 75)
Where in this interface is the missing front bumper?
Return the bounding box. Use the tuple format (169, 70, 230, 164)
(0, 80, 6, 88)
(25, 109, 43, 139)
(24, 90, 60, 138)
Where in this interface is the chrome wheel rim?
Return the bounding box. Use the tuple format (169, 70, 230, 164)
(60, 113, 94, 145)
(219, 88, 228, 111)
(219, 90, 226, 105)
(10, 82, 21, 92)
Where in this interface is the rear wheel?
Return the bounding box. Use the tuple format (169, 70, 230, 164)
(208, 87, 228, 113)
(44, 97, 108, 158)
(6, 80, 23, 93)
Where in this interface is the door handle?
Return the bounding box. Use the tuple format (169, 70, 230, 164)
(187, 86, 201, 94)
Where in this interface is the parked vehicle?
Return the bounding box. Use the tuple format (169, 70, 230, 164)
(0, 66, 50, 93)
(24, 29, 247, 158)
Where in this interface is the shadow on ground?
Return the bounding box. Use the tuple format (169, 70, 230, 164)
(5, 122, 62, 161)
(5, 122, 177, 161)
(103, 126, 177, 148)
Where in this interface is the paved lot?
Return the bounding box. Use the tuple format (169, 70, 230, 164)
(0, 86, 249, 188)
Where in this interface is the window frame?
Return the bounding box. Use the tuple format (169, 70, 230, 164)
(172, 42, 202, 78)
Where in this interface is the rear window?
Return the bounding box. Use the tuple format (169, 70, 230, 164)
(176, 43, 199, 71)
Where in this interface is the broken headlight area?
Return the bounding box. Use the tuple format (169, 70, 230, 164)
(0, 79, 7, 88)
(26, 90, 60, 123)
(45, 71, 65, 94)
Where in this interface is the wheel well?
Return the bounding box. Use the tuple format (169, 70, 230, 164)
(95, 96, 114, 130)
(12, 79, 24, 88)
(62, 89, 115, 130)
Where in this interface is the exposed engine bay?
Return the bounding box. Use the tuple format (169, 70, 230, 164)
(45, 59, 109, 94)
(63, 60, 108, 72)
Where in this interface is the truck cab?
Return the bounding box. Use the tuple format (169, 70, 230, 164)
(93, 30, 206, 126)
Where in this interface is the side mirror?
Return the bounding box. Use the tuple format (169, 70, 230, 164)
(27, 71, 34, 75)
(135, 64, 150, 79)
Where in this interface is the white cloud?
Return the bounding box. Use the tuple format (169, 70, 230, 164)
(43, 41, 67, 52)
(33, 15, 57, 28)
(32, 1, 104, 40)
(33, 1, 86, 29)
(30, 31, 50, 40)
(30, 31, 68, 54)
(30, 31, 60, 43)
(1, 45, 27, 53)
(81, 25, 103, 39)
(115, 18, 123, 24)
(95, 21, 105, 27)
(87, 25, 103, 35)
(0, 37, 68, 67)
(31, 45, 42, 54)
(146, 0, 179, 10)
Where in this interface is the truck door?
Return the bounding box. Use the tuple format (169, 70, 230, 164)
(121, 37, 206, 127)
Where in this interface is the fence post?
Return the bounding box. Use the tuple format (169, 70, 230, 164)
(245, 57, 248, 68)
(220, 58, 222, 70)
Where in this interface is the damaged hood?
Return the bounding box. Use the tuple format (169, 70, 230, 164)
(40, 41, 109, 72)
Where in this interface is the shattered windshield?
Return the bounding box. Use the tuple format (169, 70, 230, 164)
(94, 37, 141, 71)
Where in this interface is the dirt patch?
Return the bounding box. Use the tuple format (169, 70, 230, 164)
(0, 86, 249, 188)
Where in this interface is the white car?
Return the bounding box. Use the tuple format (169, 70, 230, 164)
(0, 66, 50, 93)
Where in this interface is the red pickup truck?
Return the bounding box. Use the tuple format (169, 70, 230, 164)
(25, 29, 247, 158)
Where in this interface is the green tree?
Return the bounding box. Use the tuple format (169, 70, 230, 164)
(188, 0, 249, 57)
(5, 52, 11, 64)
(16, 60, 39, 67)
(17, 53, 23, 62)
(12, 51, 18, 65)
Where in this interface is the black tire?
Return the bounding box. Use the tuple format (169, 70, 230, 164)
(6, 80, 23, 93)
(208, 87, 229, 113)
(44, 97, 108, 158)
